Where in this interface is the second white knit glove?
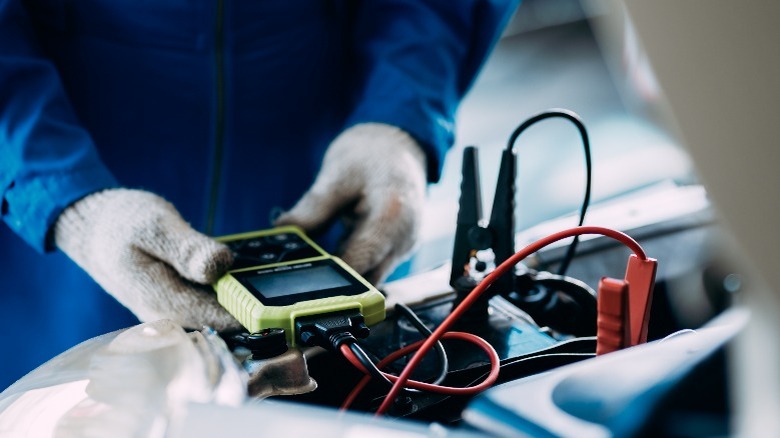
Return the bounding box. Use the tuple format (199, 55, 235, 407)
(276, 123, 427, 284)
(54, 189, 240, 330)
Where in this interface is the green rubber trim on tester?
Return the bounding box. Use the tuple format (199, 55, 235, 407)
(213, 226, 385, 345)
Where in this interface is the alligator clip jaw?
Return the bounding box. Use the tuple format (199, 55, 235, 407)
(449, 146, 516, 293)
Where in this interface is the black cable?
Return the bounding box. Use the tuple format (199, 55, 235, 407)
(506, 109, 592, 276)
(342, 304, 450, 400)
(394, 303, 449, 386)
(348, 342, 395, 389)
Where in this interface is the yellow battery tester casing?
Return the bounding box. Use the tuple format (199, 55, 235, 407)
(213, 226, 385, 345)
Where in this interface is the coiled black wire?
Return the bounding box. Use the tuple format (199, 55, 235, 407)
(506, 109, 592, 275)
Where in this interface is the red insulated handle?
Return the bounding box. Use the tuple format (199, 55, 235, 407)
(596, 277, 629, 355)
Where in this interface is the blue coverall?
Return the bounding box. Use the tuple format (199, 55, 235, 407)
(0, 0, 517, 388)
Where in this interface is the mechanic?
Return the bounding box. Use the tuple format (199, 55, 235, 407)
(0, 0, 518, 388)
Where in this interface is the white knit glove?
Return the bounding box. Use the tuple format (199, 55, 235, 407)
(54, 189, 240, 330)
(275, 123, 427, 284)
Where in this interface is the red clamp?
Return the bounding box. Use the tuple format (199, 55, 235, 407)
(596, 254, 658, 355)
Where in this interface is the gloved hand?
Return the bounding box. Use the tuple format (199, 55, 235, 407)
(54, 189, 240, 330)
(275, 123, 427, 284)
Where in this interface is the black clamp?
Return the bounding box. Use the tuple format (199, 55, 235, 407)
(449, 146, 515, 320)
(449, 145, 596, 335)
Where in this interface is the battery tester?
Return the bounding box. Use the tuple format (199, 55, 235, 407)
(213, 226, 385, 344)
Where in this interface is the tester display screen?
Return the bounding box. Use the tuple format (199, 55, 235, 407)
(246, 265, 352, 299)
(234, 259, 368, 306)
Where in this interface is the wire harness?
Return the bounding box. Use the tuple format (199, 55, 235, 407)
(365, 226, 652, 415)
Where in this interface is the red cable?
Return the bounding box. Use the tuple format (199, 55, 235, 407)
(339, 331, 501, 410)
(375, 226, 647, 415)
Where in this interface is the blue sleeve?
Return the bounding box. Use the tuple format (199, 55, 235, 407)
(0, 0, 118, 253)
(345, 0, 519, 182)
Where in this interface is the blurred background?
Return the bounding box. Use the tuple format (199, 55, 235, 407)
(402, 0, 695, 274)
